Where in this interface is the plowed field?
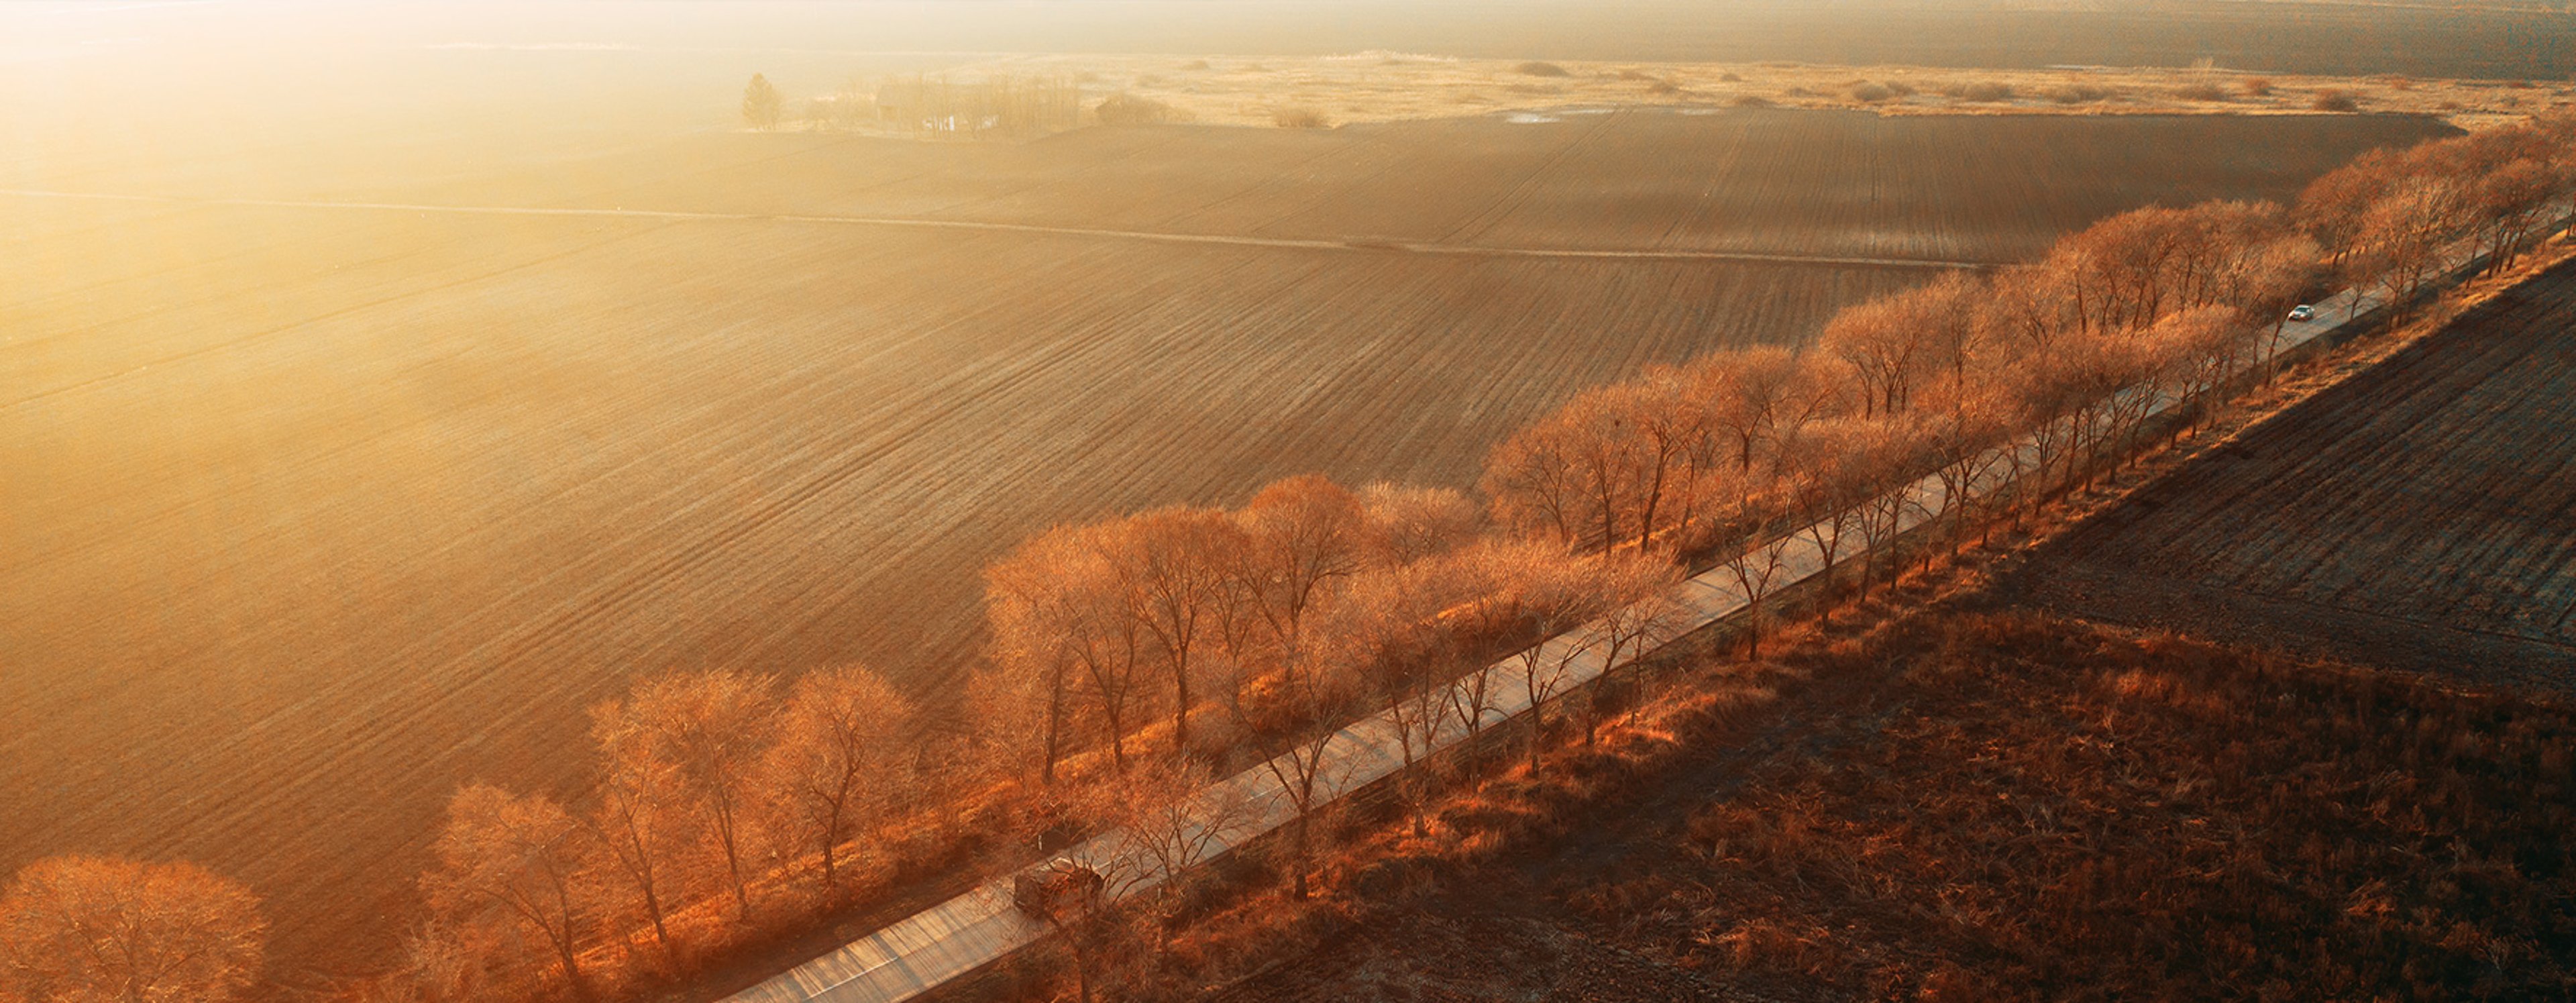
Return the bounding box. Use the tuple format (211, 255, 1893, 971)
(0, 109, 2451, 979)
(2024, 256, 2576, 692)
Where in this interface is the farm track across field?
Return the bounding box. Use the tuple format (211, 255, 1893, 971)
(0, 187, 1997, 274)
(0, 110, 2454, 981)
(2023, 257, 2576, 692)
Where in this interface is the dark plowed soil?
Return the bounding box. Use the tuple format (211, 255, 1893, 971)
(2011, 256, 2576, 694)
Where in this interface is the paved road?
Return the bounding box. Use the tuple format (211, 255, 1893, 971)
(0, 188, 1993, 271)
(721, 215, 2529, 1003)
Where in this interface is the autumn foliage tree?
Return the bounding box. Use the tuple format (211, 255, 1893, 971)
(764, 665, 914, 898)
(0, 855, 267, 1003)
(423, 786, 601, 1000)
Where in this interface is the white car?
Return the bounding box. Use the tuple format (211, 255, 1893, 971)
(2287, 305, 2317, 322)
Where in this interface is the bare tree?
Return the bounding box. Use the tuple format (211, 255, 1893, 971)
(1699, 346, 1835, 474)
(1058, 526, 1151, 772)
(1235, 641, 1360, 901)
(352, 920, 504, 1003)
(423, 786, 600, 1000)
(1453, 540, 1603, 772)
(1915, 380, 2014, 550)
(2151, 305, 2259, 429)
(1360, 482, 1483, 565)
(1112, 507, 1242, 757)
(1602, 370, 1711, 551)
(584, 704, 687, 962)
(1481, 390, 1642, 550)
(1328, 564, 1456, 835)
(602, 670, 780, 919)
(765, 664, 914, 899)
(1230, 474, 1373, 679)
(984, 525, 1097, 784)
(1845, 419, 1929, 598)
(1707, 464, 1798, 657)
(1083, 758, 1257, 949)
(0, 855, 266, 1003)
(1578, 553, 1688, 738)
(1820, 284, 1949, 417)
(1782, 419, 1872, 613)
(742, 73, 784, 129)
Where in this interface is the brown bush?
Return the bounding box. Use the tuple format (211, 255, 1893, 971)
(1515, 61, 1570, 77)
(1271, 106, 1332, 129)
(1952, 81, 2015, 102)
(1731, 93, 1774, 108)
(1093, 92, 1177, 125)
(2243, 76, 2274, 96)
(2313, 89, 2361, 111)
(2174, 81, 2230, 101)
(2048, 83, 2118, 104)
(1851, 82, 1894, 103)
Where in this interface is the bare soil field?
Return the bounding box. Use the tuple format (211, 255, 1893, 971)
(1207, 609, 2576, 1002)
(2017, 256, 2576, 694)
(9, 111, 2455, 262)
(0, 111, 2454, 982)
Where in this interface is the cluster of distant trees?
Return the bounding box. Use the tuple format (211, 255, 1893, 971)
(23, 115, 2573, 1003)
(743, 72, 1183, 136)
(751, 73, 1093, 136)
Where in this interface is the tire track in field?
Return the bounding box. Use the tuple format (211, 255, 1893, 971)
(0, 187, 1995, 271)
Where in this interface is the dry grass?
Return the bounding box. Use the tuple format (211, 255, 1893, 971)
(1575, 611, 2576, 1000)
(1269, 105, 1331, 129)
(911, 52, 2575, 131)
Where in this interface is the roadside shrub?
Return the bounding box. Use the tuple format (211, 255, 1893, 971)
(2049, 83, 2118, 104)
(2313, 89, 2360, 111)
(2242, 76, 2273, 96)
(1271, 106, 1332, 129)
(2174, 81, 2230, 101)
(1852, 82, 1895, 103)
(1719, 72, 1744, 83)
(1731, 94, 1774, 108)
(1884, 80, 1918, 97)
(1093, 93, 1177, 125)
(1515, 61, 1570, 77)
(1646, 80, 1682, 95)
